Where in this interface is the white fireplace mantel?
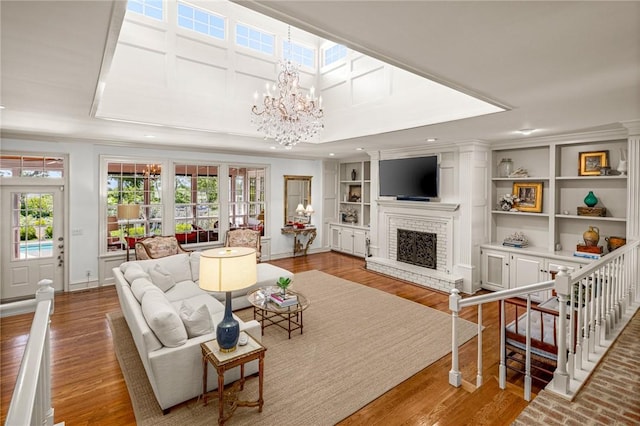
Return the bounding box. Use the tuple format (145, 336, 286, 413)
(376, 199, 460, 212)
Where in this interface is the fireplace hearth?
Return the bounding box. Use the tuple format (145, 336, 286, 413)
(397, 229, 437, 269)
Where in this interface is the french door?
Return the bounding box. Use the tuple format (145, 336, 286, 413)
(0, 185, 64, 300)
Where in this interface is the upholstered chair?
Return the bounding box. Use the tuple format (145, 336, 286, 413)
(134, 235, 191, 260)
(224, 229, 262, 262)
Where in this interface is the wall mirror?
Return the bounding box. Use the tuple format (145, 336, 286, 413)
(284, 175, 312, 225)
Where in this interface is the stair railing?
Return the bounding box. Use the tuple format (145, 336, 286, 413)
(1, 279, 56, 426)
(449, 239, 639, 401)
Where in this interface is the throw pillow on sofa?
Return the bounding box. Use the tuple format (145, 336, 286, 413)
(179, 299, 213, 338)
(149, 264, 176, 292)
(123, 263, 150, 284)
(141, 288, 188, 347)
(131, 278, 158, 303)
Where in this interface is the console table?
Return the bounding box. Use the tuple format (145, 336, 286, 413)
(281, 226, 317, 256)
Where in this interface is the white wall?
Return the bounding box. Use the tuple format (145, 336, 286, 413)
(1, 137, 323, 289)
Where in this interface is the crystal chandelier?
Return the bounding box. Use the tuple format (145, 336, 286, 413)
(251, 28, 323, 149)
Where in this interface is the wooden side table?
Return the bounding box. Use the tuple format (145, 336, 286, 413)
(201, 333, 266, 425)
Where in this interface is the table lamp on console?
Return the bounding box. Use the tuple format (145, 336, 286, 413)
(199, 247, 257, 352)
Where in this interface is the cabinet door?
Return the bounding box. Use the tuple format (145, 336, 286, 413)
(481, 250, 509, 291)
(330, 226, 341, 251)
(510, 254, 545, 302)
(339, 228, 354, 254)
(353, 230, 368, 257)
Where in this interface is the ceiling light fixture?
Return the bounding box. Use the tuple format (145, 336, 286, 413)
(518, 128, 535, 136)
(426, 138, 437, 142)
(251, 26, 323, 150)
(143, 164, 161, 177)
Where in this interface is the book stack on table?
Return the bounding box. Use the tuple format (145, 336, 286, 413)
(269, 293, 298, 307)
(574, 244, 604, 259)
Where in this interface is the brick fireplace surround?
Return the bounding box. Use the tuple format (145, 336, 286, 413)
(366, 201, 463, 293)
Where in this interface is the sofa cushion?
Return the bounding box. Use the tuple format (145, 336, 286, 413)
(131, 277, 157, 303)
(138, 253, 193, 284)
(123, 263, 150, 284)
(179, 300, 213, 338)
(190, 251, 201, 282)
(141, 288, 188, 347)
(164, 280, 206, 303)
(149, 264, 176, 292)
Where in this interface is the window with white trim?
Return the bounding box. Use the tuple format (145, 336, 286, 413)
(177, 2, 225, 39)
(0, 155, 64, 178)
(323, 44, 347, 66)
(127, 0, 163, 20)
(283, 41, 315, 68)
(229, 166, 266, 236)
(174, 164, 220, 244)
(235, 23, 274, 55)
(105, 162, 163, 253)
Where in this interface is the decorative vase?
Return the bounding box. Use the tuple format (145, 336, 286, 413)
(351, 169, 357, 180)
(583, 191, 598, 207)
(583, 225, 600, 247)
(497, 158, 513, 178)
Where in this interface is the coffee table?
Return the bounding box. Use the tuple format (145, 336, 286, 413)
(247, 287, 310, 339)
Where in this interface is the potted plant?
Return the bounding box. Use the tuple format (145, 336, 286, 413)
(276, 277, 291, 295)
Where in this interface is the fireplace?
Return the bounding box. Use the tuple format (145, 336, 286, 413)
(397, 229, 436, 269)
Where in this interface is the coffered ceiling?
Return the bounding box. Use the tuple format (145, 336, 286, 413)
(1, 1, 639, 159)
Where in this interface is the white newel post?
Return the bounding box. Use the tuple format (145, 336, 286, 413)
(448, 289, 462, 387)
(552, 266, 571, 395)
(36, 279, 55, 426)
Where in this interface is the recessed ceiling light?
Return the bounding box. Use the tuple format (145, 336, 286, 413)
(0, 105, 5, 109)
(269, 146, 277, 150)
(426, 138, 437, 142)
(144, 134, 155, 138)
(329, 153, 335, 156)
(356, 147, 364, 151)
(517, 129, 535, 136)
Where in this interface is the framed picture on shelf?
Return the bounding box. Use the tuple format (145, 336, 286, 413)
(513, 182, 543, 213)
(579, 150, 609, 176)
(348, 185, 361, 202)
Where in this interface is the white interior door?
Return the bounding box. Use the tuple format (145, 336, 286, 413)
(1, 186, 64, 300)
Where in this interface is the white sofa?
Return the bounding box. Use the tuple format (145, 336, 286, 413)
(113, 252, 293, 412)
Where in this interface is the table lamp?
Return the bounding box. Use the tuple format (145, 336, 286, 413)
(304, 204, 314, 225)
(117, 204, 140, 261)
(199, 247, 257, 352)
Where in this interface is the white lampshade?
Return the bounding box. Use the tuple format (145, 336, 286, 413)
(305, 204, 314, 215)
(199, 247, 257, 292)
(117, 204, 140, 220)
(296, 203, 305, 214)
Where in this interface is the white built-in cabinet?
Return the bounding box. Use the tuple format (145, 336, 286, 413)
(330, 159, 371, 258)
(481, 246, 586, 302)
(330, 224, 369, 257)
(490, 138, 628, 253)
(483, 136, 628, 299)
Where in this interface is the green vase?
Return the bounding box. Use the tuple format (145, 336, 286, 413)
(584, 191, 598, 207)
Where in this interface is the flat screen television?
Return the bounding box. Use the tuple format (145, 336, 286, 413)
(379, 155, 439, 200)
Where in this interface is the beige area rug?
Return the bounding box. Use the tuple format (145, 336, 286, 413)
(108, 270, 477, 425)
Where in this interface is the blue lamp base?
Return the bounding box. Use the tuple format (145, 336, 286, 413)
(217, 291, 240, 353)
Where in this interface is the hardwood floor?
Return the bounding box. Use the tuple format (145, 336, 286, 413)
(1, 251, 531, 425)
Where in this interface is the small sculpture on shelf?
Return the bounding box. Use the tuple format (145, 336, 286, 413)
(341, 207, 358, 223)
(498, 193, 520, 211)
(502, 232, 529, 248)
(508, 167, 529, 178)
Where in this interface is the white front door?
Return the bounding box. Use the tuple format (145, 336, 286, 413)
(1, 186, 64, 300)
